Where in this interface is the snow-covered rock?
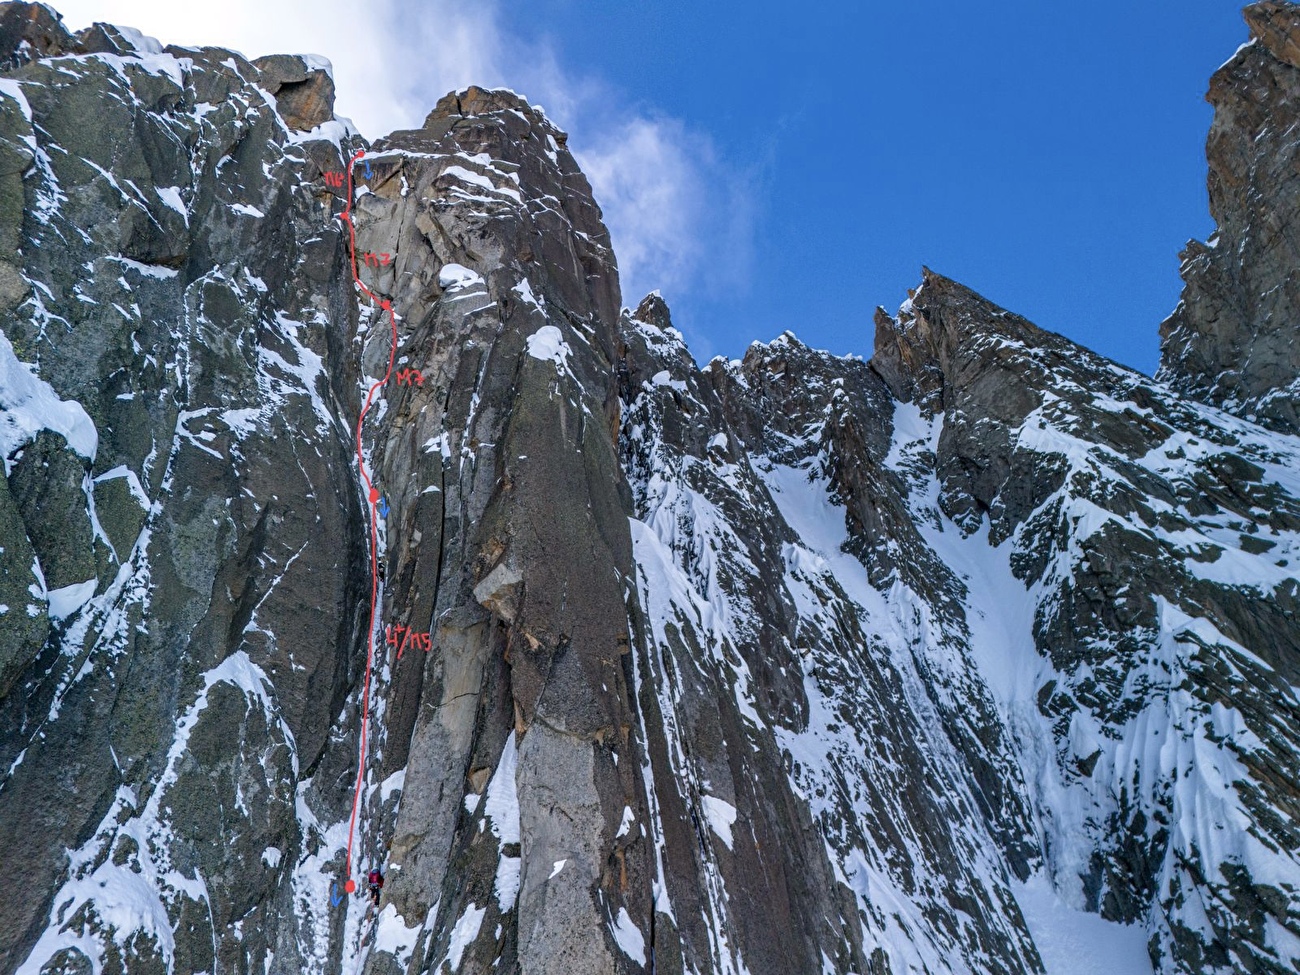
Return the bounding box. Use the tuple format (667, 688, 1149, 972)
(1, 5, 1297, 975)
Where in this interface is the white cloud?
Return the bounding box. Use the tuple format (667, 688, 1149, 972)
(51, 0, 442, 136)
(49, 0, 751, 313)
(577, 116, 710, 302)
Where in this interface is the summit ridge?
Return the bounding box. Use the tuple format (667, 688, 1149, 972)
(0, 3, 1297, 975)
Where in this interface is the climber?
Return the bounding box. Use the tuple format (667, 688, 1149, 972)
(367, 866, 384, 906)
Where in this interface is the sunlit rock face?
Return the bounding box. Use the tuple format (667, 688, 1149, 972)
(1, 4, 1298, 975)
(1160, 1, 1300, 435)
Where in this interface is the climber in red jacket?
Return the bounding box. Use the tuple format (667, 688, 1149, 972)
(367, 866, 384, 907)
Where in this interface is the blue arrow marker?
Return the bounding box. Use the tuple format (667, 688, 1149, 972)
(378, 497, 389, 518)
(364, 160, 373, 180)
(330, 882, 342, 907)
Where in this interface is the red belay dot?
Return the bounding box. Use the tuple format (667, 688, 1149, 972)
(342, 148, 401, 888)
(345, 879, 357, 894)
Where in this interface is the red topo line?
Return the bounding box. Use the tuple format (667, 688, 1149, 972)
(340, 148, 398, 890)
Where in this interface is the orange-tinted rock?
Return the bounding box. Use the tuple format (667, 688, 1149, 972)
(253, 53, 336, 131)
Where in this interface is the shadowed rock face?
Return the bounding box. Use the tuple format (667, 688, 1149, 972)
(0, 14, 368, 975)
(875, 270, 1300, 973)
(1, 6, 1299, 975)
(347, 85, 651, 975)
(1159, 1, 1300, 433)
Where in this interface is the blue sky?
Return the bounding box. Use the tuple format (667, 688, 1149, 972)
(494, 1, 1247, 372)
(63, 1, 1249, 373)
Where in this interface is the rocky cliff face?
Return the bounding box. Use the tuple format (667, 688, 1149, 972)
(872, 272, 1300, 973)
(0, 9, 369, 975)
(1, 4, 1298, 975)
(1159, 1, 1300, 433)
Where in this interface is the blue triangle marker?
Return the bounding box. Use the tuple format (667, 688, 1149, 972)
(330, 881, 342, 907)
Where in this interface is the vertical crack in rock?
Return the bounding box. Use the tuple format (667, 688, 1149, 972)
(352, 87, 649, 975)
(0, 6, 1298, 975)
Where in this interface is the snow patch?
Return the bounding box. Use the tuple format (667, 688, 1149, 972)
(286, 116, 360, 152)
(380, 768, 406, 802)
(493, 857, 521, 915)
(616, 805, 636, 839)
(484, 735, 521, 911)
(422, 432, 452, 460)
(0, 78, 33, 123)
(47, 579, 96, 620)
(609, 907, 646, 966)
(0, 329, 99, 473)
(700, 795, 737, 851)
(650, 369, 687, 392)
(512, 277, 542, 310)
(113, 25, 164, 55)
(373, 904, 422, 969)
(155, 185, 187, 224)
(484, 734, 520, 844)
(299, 53, 334, 79)
(442, 903, 486, 972)
(1013, 875, 1153, 975)
(112, 256, 178, 279)
(526, 325, 573, 373)
(438, 263, 483, 291)
(443, 164, 522, 202)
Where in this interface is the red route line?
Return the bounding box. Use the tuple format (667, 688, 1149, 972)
(339, 148, 397, 893)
